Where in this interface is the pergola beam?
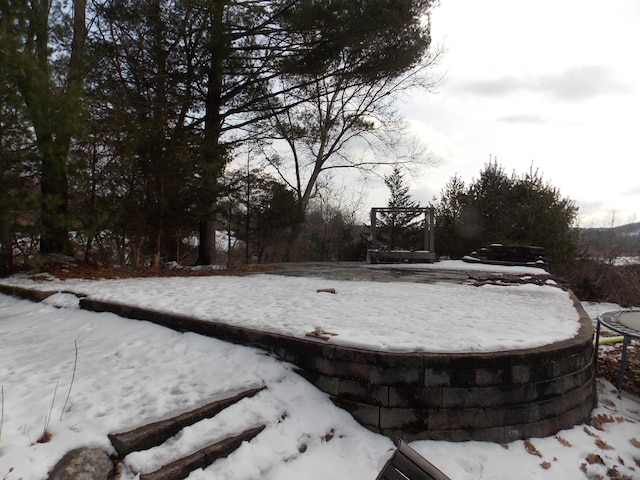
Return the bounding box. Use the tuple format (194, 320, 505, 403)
(369, 207, 435, 252)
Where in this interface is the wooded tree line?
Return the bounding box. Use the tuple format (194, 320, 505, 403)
(367, 161, 578, 270)
(0, 0, 438, 272)
(433, 161, 579, 268)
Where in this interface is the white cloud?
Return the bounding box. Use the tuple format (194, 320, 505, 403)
(397, 0, 640, 227)
(497, 114, 547, 125)
(453, 66, 631, 102)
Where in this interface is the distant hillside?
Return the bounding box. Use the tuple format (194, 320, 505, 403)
(579, 222, 640, 255)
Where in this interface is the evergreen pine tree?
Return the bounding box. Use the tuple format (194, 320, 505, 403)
(380, 165, 421, 250)
(433, 161, 578, 267)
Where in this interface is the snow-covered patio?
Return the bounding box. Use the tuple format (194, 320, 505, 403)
(0, 261, 580, 353)
(0, 261, 638, 480)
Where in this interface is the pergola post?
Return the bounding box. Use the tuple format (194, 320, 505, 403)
(370, 208, 378, 249)
(427, 207, 435, 251)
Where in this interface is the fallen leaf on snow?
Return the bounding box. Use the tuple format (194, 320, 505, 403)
(524, 439, 542, 457)
(584, 426, 601, 438)
(606, 465, 633, 479)
(593, 413, 615, 430)
(555, 435, 572, 447)
(618, 415, 637, 424)
(595, 438, 614, 450)
(585, 453, 605, 465)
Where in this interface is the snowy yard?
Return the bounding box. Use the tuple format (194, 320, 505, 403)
(0, 262, 580, 353)
(0, 261, 639, 479)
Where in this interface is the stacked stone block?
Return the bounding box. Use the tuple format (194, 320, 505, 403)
(80, 293, 595, 443)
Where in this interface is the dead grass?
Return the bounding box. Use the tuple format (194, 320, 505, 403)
(560, 259, 640, 308)
(21, 262, 278, 282)
(596, 344, 640, 399)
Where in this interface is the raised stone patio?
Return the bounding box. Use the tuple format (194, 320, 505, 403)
(0, 262, 595, 443)
(70, 263, 595, 443)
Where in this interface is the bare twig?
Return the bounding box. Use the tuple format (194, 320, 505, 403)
(2, 466, 16, 480)
(43, 382, 58, 440)
(60, 340, 78, 421)
(1, 385, 4, 444)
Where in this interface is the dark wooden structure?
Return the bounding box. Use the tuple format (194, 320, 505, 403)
(367, 207, 435, 263)
(462, 244, 546, 267)
(376, 441, 452, 480)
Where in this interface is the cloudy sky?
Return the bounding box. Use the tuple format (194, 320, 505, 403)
(397, 0, 640, 227)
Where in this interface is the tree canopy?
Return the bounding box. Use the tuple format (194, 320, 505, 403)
(0, 0, 439, 270)
(378, 164, 423, 250)
(434, 161, 579, 267)
(2, 0, 87, 255)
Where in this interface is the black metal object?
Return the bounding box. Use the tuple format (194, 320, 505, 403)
(595, 309, 640, 398)
(376, 440, 452, 480)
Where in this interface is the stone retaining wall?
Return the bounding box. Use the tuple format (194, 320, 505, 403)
(80, 293, 595, 443)
(0, 284, 60, 302)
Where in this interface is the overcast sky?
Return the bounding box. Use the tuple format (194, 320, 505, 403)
(393, 0, 640, 227)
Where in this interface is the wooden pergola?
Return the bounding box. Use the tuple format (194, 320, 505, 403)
(367, 207, 436, 263)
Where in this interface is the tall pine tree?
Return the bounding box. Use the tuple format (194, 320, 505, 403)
(380, 165, 421, 250)
(3, 0, 87, 255)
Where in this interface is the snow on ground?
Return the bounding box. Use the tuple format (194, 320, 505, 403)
(0, 294, 389, 480)
(0, 262, 578, 353)
(363, 259, 547, 275)
(0, 263, 639, 480)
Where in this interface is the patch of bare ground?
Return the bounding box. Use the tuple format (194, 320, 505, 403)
(23, 262, 279, 281)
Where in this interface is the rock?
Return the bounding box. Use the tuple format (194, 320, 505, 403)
(47, 448, 114, 480)
(162, 261, 181, 270)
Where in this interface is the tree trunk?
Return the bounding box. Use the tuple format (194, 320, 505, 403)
(164, 232, 179, 264)
(23, 0, 87, 256)
(39, 143, 73, 255)
(0, 214, 12, 276)
(196, 217, 216, 265)
(195, 1, 226, 265)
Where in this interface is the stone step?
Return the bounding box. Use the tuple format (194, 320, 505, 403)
(109, 386, 266, 458)
(139, 425, 265, 480)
